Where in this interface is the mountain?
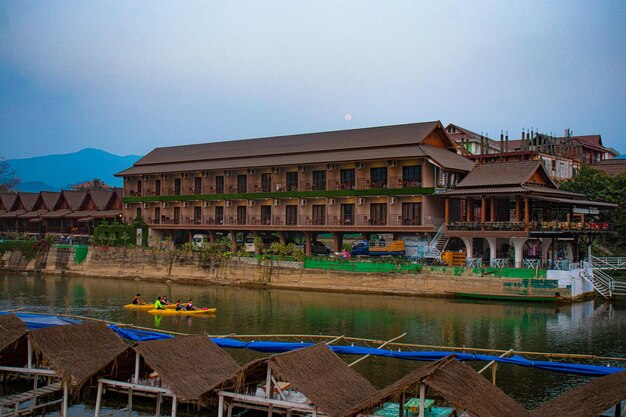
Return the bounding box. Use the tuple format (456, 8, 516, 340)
(8, 148, 142, 191)
(15, 181, 57, 192)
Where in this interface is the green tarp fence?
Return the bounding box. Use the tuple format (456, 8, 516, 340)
(55, 244, 89, 264)
(304, 258, 422, 273)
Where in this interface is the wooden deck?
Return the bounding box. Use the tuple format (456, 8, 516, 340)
(0, 382, 62, 417)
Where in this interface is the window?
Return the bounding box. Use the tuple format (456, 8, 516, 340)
(261, 173, 272, 192)
(215, 206, 223, 224)
(215, 176, 224, 194)
(193, 206, 201, 223)
(402, 165, 422, 187)
(261, 205, 272, 225)
(194, 177, 202, 194)
(155, 179, 161, 196)
(174, 178, 181, 195)
(402, 203, 421, 225)
(340, 169, 355, 189)
(313, 170, 326, 191)
(237, 175, 247, 193)
(286, 205, 297, 225)
(370, 203, 387, 225)
(341, 204, 354, 225)
(286, 172, 298, 191)
(154, 207, 160, 224)
(370, 167, 388, 188)
(236, 206, 247, 225)
(312, 205, 325, 225)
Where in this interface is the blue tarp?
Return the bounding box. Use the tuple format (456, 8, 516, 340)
(4, 311, 624, 377)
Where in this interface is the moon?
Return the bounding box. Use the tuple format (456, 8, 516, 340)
(344, 113, 352, 121)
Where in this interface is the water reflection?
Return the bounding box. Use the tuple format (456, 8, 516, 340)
(0, 272, 625, 409)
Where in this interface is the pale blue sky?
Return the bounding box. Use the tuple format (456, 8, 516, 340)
(1, 0, 625, 158)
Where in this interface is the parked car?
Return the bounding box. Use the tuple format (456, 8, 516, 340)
(244, 235, 280, 252)
(287, 240, 331, 255)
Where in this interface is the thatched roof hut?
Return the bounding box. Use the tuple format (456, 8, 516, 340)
(530, 370, 626, 417)
(133, 335, 241, 403)
(214, 343, 377, 417)
(29, 321, 130, 393)
(0, 313, 28, 366)
(342, 356, 529, 417)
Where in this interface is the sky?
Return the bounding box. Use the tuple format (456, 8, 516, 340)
(1, 0, 625, 159)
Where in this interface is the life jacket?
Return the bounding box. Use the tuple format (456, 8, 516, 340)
(154, 299, 164, 309)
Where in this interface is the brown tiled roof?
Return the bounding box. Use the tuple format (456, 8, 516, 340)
(441, 186, 528, 196)
(61, 190, 88, 211)
(19, 209, 49, 219)
(64, 210, 98, 219)
(0, 210, 26, 218)
(593, 159, 626, 176)
(137, 121, 441, 165)
(422, 144, 475, 172)
(40, 192, 61, 210)
(456, 160, 556, 188)
(41, 209, 73, 219)
(88, 189, 117, 210)
(17, 192, 39, 211)
(0, 193, 17, 211)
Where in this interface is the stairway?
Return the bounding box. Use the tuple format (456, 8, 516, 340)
(581, 260, 613, 299)
(423, 224, 449, 264)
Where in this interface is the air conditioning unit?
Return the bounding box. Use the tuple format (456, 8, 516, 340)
(272, 167, 281, 174)
(247, 168, 256, 175)
(327, 163, 336, 171)
(203, 172, 210, 178)
(162, 202, 169, 208)
(224, 170, 232, 177)
(272, 199, 282, 206)
(328, 198, 336, 206)
(388, 160, 398, 168)
(299, 198, 307, 206)
(204, 201, 210, 208)
(389, 196, 397, 205)
(124, 203, 131, 209)
(143, 203, 150, 209)
(224, 200, 232, 207)
(355, 162, 365, 170)
(182, 202, 189, 208)
(182, 173, 188, 179)
(356, 197, 365, 205)
(298, 165, 307, 173)
(248, 200, 256, 207)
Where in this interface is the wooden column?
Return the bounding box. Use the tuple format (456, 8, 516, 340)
(481, 197, 487, 223)
(444, 198, 450, 224)
(490, 197, 496, 221)
(524, 197, 530, 231)
(466, 198, 473, 222)
(515, 196, 521, 222)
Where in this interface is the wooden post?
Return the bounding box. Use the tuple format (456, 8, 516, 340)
(399, 392, 405, 417)
(418, 383, 426, 417)
(27, 339, 32, 369)
(515, 196, 521, 222)
(155, 393, 162, 417)
(481, 197, 486, 223)
(490, 197, 496, 221)
(218, 395, 224, 417)
(94, 382, 103, 417)
(466, 198, 472, 222)
(492, 362, 498, 386)
(62, 381, 68, 417)
(134, 352, 140, 384)
(227, 403, 233, 417)
(127, 387, 133, 417)
(524, 197, 530, 231)
(444, 198, 449, 224)
(265, 364, 272, 398)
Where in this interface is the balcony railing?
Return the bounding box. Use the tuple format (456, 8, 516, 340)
(446, 221, 612, 232)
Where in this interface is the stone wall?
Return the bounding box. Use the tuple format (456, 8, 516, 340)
(0, 246, 585, 300)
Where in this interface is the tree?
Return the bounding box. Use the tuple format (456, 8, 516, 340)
(0, 155, 19, 192)
(90, 178, 105, 189)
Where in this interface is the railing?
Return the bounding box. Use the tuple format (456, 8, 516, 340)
(298, 215, 326, 225)
(591, 256, 626, 270)
(447, 221, 526, 231)
(581, 260, 612, 299)
(357, 178, 388, 190)
(326, 179, 355, 191)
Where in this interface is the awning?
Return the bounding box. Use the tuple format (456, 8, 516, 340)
(91, 210, 122, 218)
(28, 218, 43, 223)
(529, 195, 618, 208)
(0, 210, 26, 218)
(438, 186, 528, 196)
(41, 209, 73, 219)
(77, 217, 94, 223)
(19, 209, 49, 219)
(65, 210, 98, 219)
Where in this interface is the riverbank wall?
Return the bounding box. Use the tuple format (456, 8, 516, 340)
(0, 246, 593, 301)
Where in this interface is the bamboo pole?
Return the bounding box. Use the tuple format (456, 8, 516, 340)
(349, 333, 406, 367)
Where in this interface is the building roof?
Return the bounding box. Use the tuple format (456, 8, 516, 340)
(530, 370, 626, 417)
(134, 335, 241, 403)
(18, 192, 39, 211)
(0, 193, 17, 211)
(343, 356, 529, 417)
(89, 189, 116, 210)
(19, 209, 49, 219)
(593, 158, 626, 176)
(216, 343, 377, 417)
(422, 144, 475, 172)
(455, 160, 556, 188)
(0, 210, 26, 218)
(40, 192, 61, 210)
(29, 321, 130, 393)
(40, 209, 73, 219)
(0, 314, 28, 354)
(61, 190, 88, 211)
(117, 121, 473, 176)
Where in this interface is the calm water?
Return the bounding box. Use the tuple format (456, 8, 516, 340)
(1, 272, 625, 412)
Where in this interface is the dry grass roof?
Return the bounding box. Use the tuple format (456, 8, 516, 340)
(343, 356, 528, 417)
(0, 314, 28, 353)
(134, 335, 240, 403)
(29, 321, 129, 392)
(216, 343, 377, 417)
(530, 370, 626, 417)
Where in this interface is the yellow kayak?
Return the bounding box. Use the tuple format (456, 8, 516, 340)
(124, 303, 178, 310)
(147, 308, 217, 315)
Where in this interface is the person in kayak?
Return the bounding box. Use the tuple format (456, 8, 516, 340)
(132, 293, 145, 305)
(185, 299, 196, 310)
(175, 299, 184, 311)
(154, 296, 165, 310)
(161, 296, 169, 305)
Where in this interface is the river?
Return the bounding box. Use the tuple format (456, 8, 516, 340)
(1, 272, 625, 413)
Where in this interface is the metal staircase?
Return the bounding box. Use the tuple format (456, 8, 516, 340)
(423, 224, 449, 264)
(581, 260, 615, 299)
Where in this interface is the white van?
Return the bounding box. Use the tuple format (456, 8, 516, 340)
(192, 234, 210, 248)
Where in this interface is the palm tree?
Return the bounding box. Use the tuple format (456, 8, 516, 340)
(90, 178, 105, 189)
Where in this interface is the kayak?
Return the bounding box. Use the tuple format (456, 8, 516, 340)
(123, 304, 178, 310)
(147, 308, 217, 315)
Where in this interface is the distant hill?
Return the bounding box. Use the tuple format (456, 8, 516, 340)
(15, 181, 57, 192)
(8, 148, 142, 191)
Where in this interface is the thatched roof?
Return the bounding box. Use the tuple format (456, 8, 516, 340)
(342, 356, 528, 417)
(134, 335, 240, 403)
(530, 370, 626, 417)
(216, 343, 377, 417)
(0, 314, 28, 353)
(29, 321, 129, 392)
